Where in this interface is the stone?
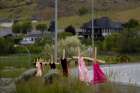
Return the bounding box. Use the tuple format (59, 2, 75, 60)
(0, 78, 16, 93)
(15, 68, 36, 82)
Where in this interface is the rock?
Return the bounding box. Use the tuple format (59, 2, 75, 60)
(44, 70, 61, 84)
(16, 68, 36, 82)
(0, 78, 16, 93)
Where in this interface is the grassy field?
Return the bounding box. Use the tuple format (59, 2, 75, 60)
(55, 6, 140, 28)
(0, 54, 34, 69)
(16, 77, 95, 93)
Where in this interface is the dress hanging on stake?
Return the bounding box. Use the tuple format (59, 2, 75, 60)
(90, 47, 107, 85)
(36, 59, 43, 77)
(91, 61, 107, 85)
(78, 56, 90, 82)
(77, 47, 90, 83)
(61, 49, 69, 77)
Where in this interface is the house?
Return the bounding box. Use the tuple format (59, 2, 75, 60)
(0, 27, 13, 38)
(20, 31, 42, 45)
(80, 17, 123, 40)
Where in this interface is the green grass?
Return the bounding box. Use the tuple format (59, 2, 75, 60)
(37, 6, 140, 29)
(97, 54, 140, 64)
(0, 54, 33, 69)
(16, 77, 139, 93)
(58, 6, 140, 28)
(16, 77, 95, 93)
(0, 68, 26, 78)
(1, 6, 140, 29)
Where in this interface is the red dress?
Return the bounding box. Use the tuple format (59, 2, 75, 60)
(91, 62, 107, 85)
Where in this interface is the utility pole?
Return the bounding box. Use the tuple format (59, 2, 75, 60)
(54, 0, 58, 63)
(91, 0, 94, 48)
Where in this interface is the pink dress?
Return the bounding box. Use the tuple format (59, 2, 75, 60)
(78, 56, 90, 82)
(91, 62, 107, 85)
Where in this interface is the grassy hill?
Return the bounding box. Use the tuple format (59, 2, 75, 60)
(55, 6, 140, 28)
(0, 0, 37, 19)
(0, 0, 140, 28)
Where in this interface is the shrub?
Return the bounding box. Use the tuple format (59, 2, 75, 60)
(58, 36, 81, 57)
(64, 25, 76, 35)
(36, 23, 48, 33)
(124, 19, 139, 29)
(12, 20, 32, 34)
(0, 37, 15, 55)
(78, 7, 89, 16)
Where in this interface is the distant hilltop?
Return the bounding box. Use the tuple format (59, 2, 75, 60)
(38, 0, 140, 16)
(0, 0, 140, 20)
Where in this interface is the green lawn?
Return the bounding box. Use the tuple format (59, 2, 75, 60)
(0, 68, 26, 78)
(0, 54, 33, 69)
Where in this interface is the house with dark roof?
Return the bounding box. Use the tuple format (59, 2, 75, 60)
(0, 27, 13, 37)
(80, 17, 123, 40)
(20, 31, 42, 45)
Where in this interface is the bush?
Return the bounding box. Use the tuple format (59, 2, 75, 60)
(124, 19, 139, 29)
(0, 37, 15, 55)
(12, 22, 21, 33)
(36, 23, 48, 33)
(58, 36, 81, 57)
(12, 20, 32, 34)
(78, 7, 89, 16)
(64, 25, 76, 35)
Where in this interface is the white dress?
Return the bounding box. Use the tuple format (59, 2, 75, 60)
(36, 62, 42, 77)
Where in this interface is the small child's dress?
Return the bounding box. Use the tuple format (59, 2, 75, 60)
(78, 56, 90, 82)
(91, 62, 107, 85)
(36, 62, 43, 77)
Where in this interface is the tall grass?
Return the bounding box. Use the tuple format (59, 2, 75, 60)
(16, 77, 139, 93)
(16, 77, 95, 93)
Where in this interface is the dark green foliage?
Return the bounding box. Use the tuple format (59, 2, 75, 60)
(13, 36, 23, 44)
(102, 33, 120, 52)
(36, 23, 47, 33)
(124, 19, 139, 29)
(21, 20, 32, 34)
(80, 38, 92, 46)
(102, 26, 140, 53)
(118, 29, 140, 53)
(64, 25, 76, 35)
(12, 22, 21, 33)
(78, 7, 89, 16)
(12, 20, 32, 34)
(0, 37, 15, 55)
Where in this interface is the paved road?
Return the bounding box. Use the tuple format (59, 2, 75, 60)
(70, 63, 140, 86)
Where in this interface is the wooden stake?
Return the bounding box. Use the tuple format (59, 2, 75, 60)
(93, 47, 97, 63)
(51, 55, 53, 63)
(63, 49, 65, 59)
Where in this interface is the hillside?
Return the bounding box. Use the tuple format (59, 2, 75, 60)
(0, 0, 140, 21)
(38, 0, 140, 19)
